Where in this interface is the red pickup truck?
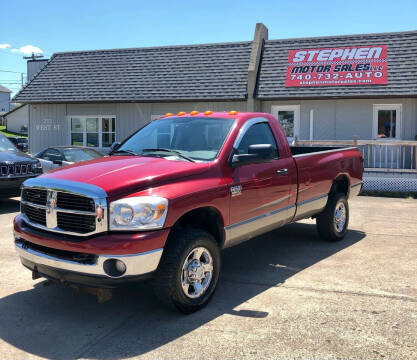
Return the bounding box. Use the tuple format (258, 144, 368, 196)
(14, 111, 363, 313)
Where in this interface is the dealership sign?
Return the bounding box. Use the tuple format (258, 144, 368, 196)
(285, 45, 387, 87)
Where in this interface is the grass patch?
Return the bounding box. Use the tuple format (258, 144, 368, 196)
(0, 125, 28, 138)
(360, 190, 417, 199)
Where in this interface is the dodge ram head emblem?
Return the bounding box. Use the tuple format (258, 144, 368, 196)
(46, 190, 57, 213)
(45, 190, 58, 228)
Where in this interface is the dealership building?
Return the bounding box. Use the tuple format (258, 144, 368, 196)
(13, 24, 417, 190)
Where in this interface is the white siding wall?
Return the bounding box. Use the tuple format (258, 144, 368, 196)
(29, 104, 67, 153)
(262, 98, 417, 141)
(5, 105, 28, 134)
(28, 101, 247, 153)
(28, 99, 417, 153)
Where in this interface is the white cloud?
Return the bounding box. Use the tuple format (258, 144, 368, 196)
(11, 45, 43, 55)
(0, 43, 11, 49)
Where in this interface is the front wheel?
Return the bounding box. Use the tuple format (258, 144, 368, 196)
(152, 228, 220, 313)
(316, 192, 349, 242)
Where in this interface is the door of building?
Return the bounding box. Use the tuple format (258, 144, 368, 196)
(271, 105, 300, 144)
(372, 104, 402, 140)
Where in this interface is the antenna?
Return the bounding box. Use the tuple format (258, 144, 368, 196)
(23, 52, 44, 61)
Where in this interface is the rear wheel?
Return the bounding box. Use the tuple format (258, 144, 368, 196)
(316, 192, 349, 242)
(152, 228, 220, 313)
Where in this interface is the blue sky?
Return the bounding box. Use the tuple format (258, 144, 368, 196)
(1, 0, 417, 96)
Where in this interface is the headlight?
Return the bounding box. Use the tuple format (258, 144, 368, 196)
(33, 161, 42, 169)
(109, 196, 168, 230)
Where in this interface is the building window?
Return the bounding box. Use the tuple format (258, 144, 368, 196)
(372, 105, 402, 140)
(102, 117, 116, 147)
(70, 116, 116, 147)
(271, 105, 300, 142)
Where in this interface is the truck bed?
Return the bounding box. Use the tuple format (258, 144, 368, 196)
(290, 145, 352, 156)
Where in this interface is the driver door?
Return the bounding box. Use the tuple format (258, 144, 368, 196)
(227, 119, 293, 246)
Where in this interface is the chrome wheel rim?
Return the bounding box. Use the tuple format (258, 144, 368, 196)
(181, 246, 214, 299)
(334, 202, 347, 233)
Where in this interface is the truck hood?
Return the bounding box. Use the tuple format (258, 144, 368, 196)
(0, 150, 38, 163)
(42, 155, 211, 198)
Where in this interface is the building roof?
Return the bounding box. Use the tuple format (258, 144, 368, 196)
(257, 30, 417, 99)
(12, 30, 417, 103)
(0, 85, 11, 93)
(13, 41, 252, 103)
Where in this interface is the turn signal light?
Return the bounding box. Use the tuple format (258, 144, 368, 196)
(165, 112, 174, 117)
(190, 111, 199, 116)
(177, 111, 186, 116)
(229, 110, 238, 115)
(204, 110, 213, 115)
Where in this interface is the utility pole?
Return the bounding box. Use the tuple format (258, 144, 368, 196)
(23, 52, 44, 61)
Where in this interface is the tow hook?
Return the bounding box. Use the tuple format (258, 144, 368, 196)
(32, 271, 41, 280)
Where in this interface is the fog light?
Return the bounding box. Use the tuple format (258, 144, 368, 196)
(103, 258, 127, 277)
(115, 259, 126, 273)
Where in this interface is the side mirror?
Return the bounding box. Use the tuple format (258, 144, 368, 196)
(110, 141, 121, 151)
(53, 160, 63, 165)
(231, 144, 276, 167)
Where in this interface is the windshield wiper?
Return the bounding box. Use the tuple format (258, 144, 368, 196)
(111, 149, 138, 156)
(141, 148, 195, 162)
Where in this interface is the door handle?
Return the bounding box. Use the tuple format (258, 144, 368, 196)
(276, 168, 288, 175)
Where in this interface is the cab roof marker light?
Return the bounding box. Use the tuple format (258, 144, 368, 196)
(177, 111, 186, 116)
(204, 110, 213, 115)
(190, 111, 199, 116)
(165, 112, 174, 117)
(229, 110, 238, 115)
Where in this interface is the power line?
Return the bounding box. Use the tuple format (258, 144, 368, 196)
(0, 69, 25, 74)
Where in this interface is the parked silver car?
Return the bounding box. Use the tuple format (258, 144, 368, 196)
(34, 146, 104, 173)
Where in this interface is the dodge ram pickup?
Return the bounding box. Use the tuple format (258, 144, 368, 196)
(14, 111, 363, 313)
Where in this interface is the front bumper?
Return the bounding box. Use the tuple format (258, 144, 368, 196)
(13, 215, 169, 287)
(15, 238, 162, 277)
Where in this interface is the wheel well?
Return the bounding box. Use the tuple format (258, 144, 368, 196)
(331, 176, 350, 197)
(171, 207, 225, 247)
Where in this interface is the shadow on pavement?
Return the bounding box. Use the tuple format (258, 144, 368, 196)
(0, 222, 365, 359)
(0, 197, 20, 215)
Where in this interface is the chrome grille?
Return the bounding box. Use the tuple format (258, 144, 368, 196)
(21, 203, 47, 226)
(22, 188, 47, 205)
(0, 163, 33, 177)
(57, 212, 96, 234)
(20, 179, 107, 237)
(56, 192, 95, 212)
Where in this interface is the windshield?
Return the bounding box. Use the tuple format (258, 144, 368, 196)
(118, 117, 235, 161)
(0, 134, 16, 152)
(62, 148, 103, 162)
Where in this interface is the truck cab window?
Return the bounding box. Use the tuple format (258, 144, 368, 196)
(237, 122, 279, 157)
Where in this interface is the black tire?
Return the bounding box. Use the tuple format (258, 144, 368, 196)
(152, 228, 221, 313)
(316, 192, 349, 242)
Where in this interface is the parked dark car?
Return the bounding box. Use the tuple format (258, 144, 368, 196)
(34, 146, 104, 173)
(8, 137, 28, 153)
(0, 133, 42, 198)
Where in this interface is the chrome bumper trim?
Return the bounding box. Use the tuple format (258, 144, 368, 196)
(15, 239, 163, 278)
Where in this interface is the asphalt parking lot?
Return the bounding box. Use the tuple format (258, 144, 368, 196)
(0, 195, 416, 360)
